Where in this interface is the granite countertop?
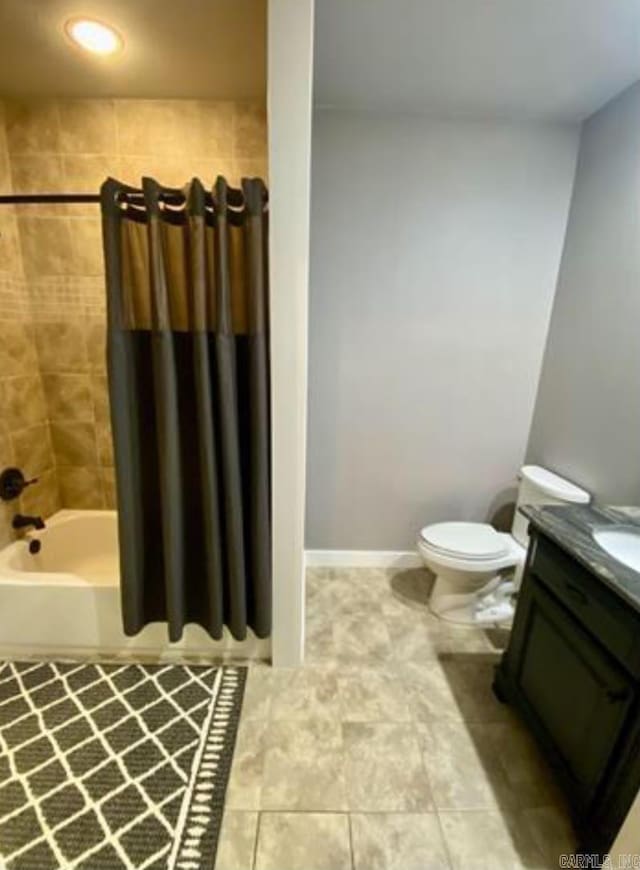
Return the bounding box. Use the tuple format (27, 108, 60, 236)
(521, 502, 640, 614)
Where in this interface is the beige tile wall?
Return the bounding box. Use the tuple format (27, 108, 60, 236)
(0, 104, 59, 546)
(1, 98, 267, 517)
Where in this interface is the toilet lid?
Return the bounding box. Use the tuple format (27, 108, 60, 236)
(419, 522, 509, 560)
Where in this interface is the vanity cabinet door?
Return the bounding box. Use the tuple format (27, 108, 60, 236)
(516, 578, 634, 800)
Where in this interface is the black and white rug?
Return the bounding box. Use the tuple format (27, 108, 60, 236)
(0, 661, 246, 870)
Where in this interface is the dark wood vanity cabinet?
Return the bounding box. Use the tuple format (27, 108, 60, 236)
(494, 530, 640, 854)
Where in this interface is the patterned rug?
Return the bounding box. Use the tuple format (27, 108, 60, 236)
(0, 661, 246, 870)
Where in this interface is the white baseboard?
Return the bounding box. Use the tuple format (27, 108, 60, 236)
(304, 549, 422, 569)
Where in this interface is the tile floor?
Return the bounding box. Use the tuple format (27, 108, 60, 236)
(216, 567, 576, 869)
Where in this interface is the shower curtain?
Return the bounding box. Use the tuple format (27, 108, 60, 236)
(100, 176, 270, 642)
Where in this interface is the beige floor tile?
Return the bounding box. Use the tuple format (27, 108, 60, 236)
(380, 567, 432, 620)
(351, 812, 451, 870)
(439, 809, 546, 870)
(255, 812, 352, 870)
(426, 618, 497, 656)
(386, 615, 440, 661)
(269, 667, 341, 722)
(438, 655, 515, 723)
(225, 719, 267, 810)
(215, 810, 258, 870)
(417, 721, 502, 810)
(349, 567, 395, 599)
(308, 569, 385, 617)
(522, 806, 577, 865)
(261, 719, 348, 810)
(480, 721, 567, 809)
(305, 613, 337, 664)
(333, 614, 393, 664)
(343, 722, 433, 811)
(249, 564, 576, 868)
(394, 660, 465, 722)
(337, 665, 411, 722)
(397, 652, 512, 724)
(241, 665, 275, 720)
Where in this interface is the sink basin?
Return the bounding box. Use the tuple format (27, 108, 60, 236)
(593, 526, 640, 573)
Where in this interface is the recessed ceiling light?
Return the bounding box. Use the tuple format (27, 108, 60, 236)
(64, 18, 123, 55)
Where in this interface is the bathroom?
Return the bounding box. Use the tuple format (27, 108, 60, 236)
(0, 0, 639, 868)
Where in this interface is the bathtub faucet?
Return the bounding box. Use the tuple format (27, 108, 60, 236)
(12, 514, 45, 531)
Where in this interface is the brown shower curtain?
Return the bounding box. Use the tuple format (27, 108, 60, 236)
(100, 176, 270, 642)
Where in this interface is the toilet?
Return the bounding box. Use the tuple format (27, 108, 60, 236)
(417, 465, 591, 626)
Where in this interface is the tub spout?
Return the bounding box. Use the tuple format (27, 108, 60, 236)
(12, 514, 45, 531)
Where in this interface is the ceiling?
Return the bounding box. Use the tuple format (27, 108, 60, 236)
(314, 0, 640, 121)
(0, 0, 266, 99)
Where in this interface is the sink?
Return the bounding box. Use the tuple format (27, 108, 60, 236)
(593, 526, 640, 573)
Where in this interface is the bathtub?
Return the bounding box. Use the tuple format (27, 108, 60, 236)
(0, 510, 270, 661)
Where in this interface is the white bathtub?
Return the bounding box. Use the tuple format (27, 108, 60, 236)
(0, 510, 270, 661)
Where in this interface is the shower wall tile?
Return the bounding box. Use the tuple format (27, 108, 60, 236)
(62, 155, 116, 216)
(0, 104, 10, 188)
(0, 279, 30, 322)
(0, 425, 16, 548)
(0, 320, 38, 375)
(20, 467, 60, 520)
(0, 108, 57, 540)
(96, 422, 114, 467)
(50, 421, 98, 467)
(10, 154, 65, 189)
(1, 375, 48, 431)
(115, 100, 235, 158)
(236, 158, 270, 183)
(90, 375, 109, 423)
(34, 321, 89, 372)
(86, 320, 106, 373)
(29, 278, 105, 322)
(4, 100, 60, 155)
(0, 359, 56, 527)
(114, 100, 186, 156)
(0, 215, 23, 277)
(0, 506, 13, 550)
(58, 100, 117, 155)
(58, 465, 104, 509)
(12, 424, 54, 477)
(17, 216, 74, 278)
(68, 217, 104, 276)
(233, 103, 267, 159)
(192, 101, 236, 156)
(101, 466, 116, 509)
(5, 96, 267, 202)
(42, 373, 94, 422)
(10, 156, 66, 216)
(3, 96, 267, 512)
(0, 422, 14, 466)
(0, 107, 20, 545)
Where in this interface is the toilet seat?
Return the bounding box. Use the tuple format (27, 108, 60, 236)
(419, 522, 509, 561)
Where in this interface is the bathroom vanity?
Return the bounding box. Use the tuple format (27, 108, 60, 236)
(494, 503, 640, 856)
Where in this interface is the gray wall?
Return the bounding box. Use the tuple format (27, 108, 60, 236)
(527, 82, 640, 504)
(306, 111, 580, 550)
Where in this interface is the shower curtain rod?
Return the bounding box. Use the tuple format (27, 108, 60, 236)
(0, 192, 209, 205)
(0, 193, 101, 204)
(0, 182, 260, 207)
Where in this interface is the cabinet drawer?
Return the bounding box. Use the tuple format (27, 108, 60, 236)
(530, 535, 640, 676)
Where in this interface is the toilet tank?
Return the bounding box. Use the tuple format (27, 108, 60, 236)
(511, 465, 591, 548)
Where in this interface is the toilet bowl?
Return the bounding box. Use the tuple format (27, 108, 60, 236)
(417, 522, 526, 625)
(417, 465, 591, 626)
